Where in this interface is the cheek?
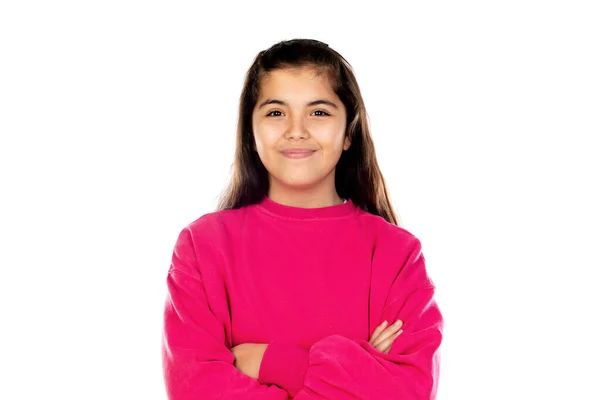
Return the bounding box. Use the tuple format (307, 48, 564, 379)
(315, 122, 346, 148)
(254, 123, 281, 144)
(321, 134, 347, 155)
(254, 137, 281, 169)
(253, 131, 276, 154)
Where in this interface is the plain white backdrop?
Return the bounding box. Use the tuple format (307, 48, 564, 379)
(1, 1, 598, 399)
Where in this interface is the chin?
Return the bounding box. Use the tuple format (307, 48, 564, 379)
(268, 165, 335, 189)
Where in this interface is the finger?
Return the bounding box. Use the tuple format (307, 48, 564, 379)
(373, 324, 402, 348)
(379, 343, 391, 355)
(369, 320, 388, 344)
(372, 321, 403, 347)
(381, 331, 402, 355)
(371, 320, 403, 346)
(375, 329, 403, 352)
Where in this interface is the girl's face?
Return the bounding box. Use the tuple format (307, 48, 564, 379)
(251, 67, 351, 192)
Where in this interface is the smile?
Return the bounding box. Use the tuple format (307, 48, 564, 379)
(281, 150, 316, 159)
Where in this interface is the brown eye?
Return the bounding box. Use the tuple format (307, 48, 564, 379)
(266, 110, 282, 117)
(313, 110, 330, 116)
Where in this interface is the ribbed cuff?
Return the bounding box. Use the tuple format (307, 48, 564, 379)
(258, 341, 309, 396)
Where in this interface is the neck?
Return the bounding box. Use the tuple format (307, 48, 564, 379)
(268, 176, 344, 208)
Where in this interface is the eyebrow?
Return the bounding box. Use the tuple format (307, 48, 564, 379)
(257, 98, 339, 109)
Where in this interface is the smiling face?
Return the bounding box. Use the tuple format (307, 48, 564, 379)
(251, 67, 351, 199)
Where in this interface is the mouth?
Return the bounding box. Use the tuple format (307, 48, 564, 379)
(281, 150, 316, 159)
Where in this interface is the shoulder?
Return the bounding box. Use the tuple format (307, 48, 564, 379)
(171, 206, 249, 264)
(183, 206, 248, 239)
(357, 211, 434, 288)
(356, 209, 426, 276)
(355, 209, 421, 250)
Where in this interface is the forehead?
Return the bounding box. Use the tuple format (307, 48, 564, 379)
(259, 67, 335, 98)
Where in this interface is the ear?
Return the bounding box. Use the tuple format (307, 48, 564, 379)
(343, 134, 352, 151)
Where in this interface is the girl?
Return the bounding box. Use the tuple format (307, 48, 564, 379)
(162, 38, 443, 399)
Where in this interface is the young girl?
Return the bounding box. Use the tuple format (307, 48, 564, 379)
(162, 39, 443, 399)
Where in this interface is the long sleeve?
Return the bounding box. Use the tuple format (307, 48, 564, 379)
(161, 226, 290, 400)
(257, 235, 443, 399)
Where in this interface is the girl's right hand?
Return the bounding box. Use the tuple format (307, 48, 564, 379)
(369, 320, 403, 354)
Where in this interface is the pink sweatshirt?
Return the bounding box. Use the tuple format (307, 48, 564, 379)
(162, 195, 443, 399)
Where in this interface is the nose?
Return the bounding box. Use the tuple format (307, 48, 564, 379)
(285, 114, 309, 140)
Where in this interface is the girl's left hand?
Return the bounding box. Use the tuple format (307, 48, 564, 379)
(231, 343, 269, 379)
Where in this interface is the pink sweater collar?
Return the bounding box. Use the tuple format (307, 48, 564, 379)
(256, 195, 356, 220)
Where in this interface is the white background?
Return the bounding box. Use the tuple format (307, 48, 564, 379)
(1, 1, 598, 399)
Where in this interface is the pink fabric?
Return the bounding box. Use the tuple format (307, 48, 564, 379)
(162, 195, 444, 399)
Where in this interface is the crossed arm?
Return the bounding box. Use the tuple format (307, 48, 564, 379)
(230, 318, 404, 380)
(162, 228, 443, 399)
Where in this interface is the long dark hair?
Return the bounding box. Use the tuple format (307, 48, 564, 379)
(216, 38, 400, 226)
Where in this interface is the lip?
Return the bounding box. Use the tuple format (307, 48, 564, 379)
(281, 149, 316, 159)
